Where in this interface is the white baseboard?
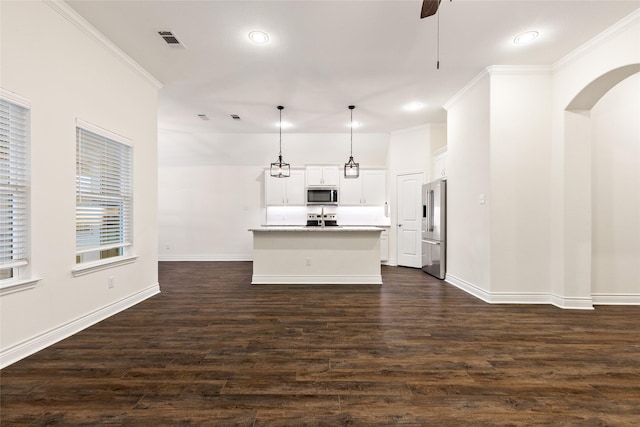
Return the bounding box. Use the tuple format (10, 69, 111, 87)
(445, 274, 492, 303)
(489, 291, 551, 304)
(0, 283, 160, 369)
(445, 274, 597, 309)
(158, 254, 252, 262)
(592, 293, 640, 305)
(550, 293, 594, 310)
(251, 275, 382, 285)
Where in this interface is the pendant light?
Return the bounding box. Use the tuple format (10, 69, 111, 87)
(344, 105, 360, 179)
(270, 105, 290, 178)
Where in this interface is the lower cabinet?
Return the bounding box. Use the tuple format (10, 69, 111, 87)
(380, 229, 389, 262)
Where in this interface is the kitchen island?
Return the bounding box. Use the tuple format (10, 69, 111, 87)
(249, 226, 384, 285)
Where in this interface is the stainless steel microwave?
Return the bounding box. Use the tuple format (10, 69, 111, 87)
(306, 187, 338, 205)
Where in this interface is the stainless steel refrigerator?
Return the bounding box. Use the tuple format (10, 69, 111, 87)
(421, 179, 446, 279)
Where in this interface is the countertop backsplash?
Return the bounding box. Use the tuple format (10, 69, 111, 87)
(265, 205, 390, 227)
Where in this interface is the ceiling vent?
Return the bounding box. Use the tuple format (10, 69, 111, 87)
(197, 114, 209, 121)
(158, 30, 185, 48)
(231, 114, 241, 120)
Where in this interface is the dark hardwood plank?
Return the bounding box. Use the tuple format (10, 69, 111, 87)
(1, 261, 639, 426)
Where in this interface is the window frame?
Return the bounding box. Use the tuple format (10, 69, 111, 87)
(73, 119, 135, 275)
(0, 89, 39, 294)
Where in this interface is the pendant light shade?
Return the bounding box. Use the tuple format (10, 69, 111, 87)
(344, 105, 360, 179)
(270, 105, 290, 178)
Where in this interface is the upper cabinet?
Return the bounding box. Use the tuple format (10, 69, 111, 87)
(265, 169, 305, 205)
(306, 166, 339, 187)
(433, 147, 447, 180)
(340, 170, 386, 206)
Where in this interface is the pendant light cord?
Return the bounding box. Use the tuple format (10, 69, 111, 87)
(278, 105, 284, 158)
(350, 108, 353, 157)
(348, 105, 355, 157)
(437, 9, 440, 70)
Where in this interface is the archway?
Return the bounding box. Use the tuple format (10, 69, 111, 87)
(563, 64, 640, 305)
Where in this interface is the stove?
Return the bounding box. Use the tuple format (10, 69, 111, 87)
(306, 213, 338, 227)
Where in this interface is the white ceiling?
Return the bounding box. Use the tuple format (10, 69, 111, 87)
(66, 0, 639, 134)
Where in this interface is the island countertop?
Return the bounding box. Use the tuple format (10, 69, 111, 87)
(250, 225, 383, 285)
(249, 226, 385, 232)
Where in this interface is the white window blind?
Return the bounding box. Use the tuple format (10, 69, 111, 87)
(0, 98, 29, 276)
(76, 122, 132, 260)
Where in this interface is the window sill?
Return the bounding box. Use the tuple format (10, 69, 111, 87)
(0, 277, 42, 296)
(72, 255, 138, 277)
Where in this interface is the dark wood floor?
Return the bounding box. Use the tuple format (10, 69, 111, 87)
(2, 262, 639, 426)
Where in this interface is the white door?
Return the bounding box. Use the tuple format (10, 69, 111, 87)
(396, 172, 424, 268)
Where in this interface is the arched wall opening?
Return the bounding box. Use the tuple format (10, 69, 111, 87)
(564, 64, 640, 305)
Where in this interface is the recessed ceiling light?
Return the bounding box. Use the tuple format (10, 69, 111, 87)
(403, 102, 425, 111)
(249, 31, 270, 44)
(514, 31, 539, 45)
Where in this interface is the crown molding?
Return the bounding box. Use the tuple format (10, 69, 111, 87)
(553, 8, 640, 72)
(486, 65, 552, 76)
(443, 68, 489, 111)
(44, 0, 163, 89)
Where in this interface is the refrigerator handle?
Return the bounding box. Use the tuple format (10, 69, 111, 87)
(429, 190, 435, 232)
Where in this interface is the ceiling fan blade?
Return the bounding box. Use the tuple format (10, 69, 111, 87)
(420, 0, 441, 18)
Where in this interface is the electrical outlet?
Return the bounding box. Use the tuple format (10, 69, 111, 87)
(108, 276, 115, 288)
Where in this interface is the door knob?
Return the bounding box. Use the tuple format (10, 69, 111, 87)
(398, 224, 403, 227)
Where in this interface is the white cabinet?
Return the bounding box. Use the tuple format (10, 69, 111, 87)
(340, 170, 386, 206)
(433, 147, 447, 180)
(380, 229, 389, 262)
(306, 166, 339, 187)
(265, 169, 305, 205)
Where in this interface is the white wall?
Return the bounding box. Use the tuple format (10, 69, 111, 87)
(0, 1, 160, 365)
(444, 75, 492, 294)
(550, 10, 640, 306)
(429, 124, 447, 158)
(489, 69, 552, 295)
(591, 73, 640, 295)
(157, 131, 389, 260)
(158, 165, 264, 260)
(442, 10, 640, 307)
(386, 125, 436, 266)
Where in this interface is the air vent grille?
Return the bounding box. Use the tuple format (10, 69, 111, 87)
(197, 114, 209, 121)
(231, 114, 241, 120)
(158, 30, 185, 48)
